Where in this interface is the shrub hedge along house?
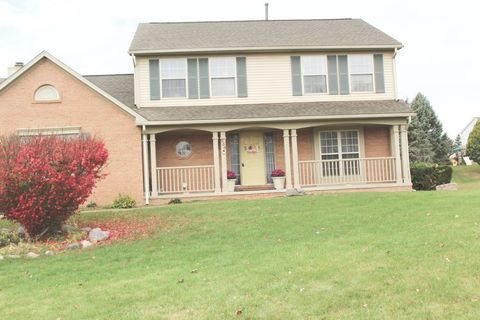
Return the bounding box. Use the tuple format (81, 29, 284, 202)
(0, 19, 414, 205)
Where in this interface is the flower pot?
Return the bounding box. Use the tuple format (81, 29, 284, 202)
(227, 179, 237, 192)
(272, 176, 286, 190)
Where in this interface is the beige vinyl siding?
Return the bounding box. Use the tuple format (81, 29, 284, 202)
(137, 51, 396, 107)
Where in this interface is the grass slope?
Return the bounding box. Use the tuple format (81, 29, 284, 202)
(1, 172, 480, 319)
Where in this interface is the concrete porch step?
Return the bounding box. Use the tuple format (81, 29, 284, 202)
(235, 184, 275, 192)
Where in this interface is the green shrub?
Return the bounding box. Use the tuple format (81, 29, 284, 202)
(168, 198, 182, 205)
(111, 194, 136, 209)
(86, 201, 97, 208)
(410, 163, 453, 190)
(0, 229, 21, 248)
(466, 120, 480, 163)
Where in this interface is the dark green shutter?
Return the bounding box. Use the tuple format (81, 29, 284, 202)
(338, 55, 349, 95)
(198, 58, 210, 99)
(374, 54, 385, 93)
(149, 59, 160, 100)
(291, 56, 302, 96)
(236, 57, 248, 97)
(327, 55, 338, 95)
(187, 58, 199, 99)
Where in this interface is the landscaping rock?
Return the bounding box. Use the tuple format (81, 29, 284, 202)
(0, 254, 4, 260)
(45, 250, 54, 256)
(26, 252, 39, 259)
(6, 254, 20, 259)
(81, 227, 92, 233)
(88, 228, 109, 242)
(436, 183, 458, 191)
(61, 224, 75, 234)
(67, 243, 81, 250)
(284, 188, 306, 197)
(81, 240, 93, 248)
(16, 226, 26, 239)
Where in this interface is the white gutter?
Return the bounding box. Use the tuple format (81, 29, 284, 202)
(129, 44, 403, 55)
(135, 112, 415, 126)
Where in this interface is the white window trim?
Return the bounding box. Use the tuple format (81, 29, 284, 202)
(301, 55, 329, 95)
(319, 129, 361, 159)
(348, 54, 375, 94)
(16, 126, 81, 137)
(160, 58, 188, 99)
(209, 57, 237, 98)
(34, 84, 60, 102)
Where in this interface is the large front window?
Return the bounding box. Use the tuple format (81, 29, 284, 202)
(349, 55, 374, 92)
(320, 131, 360, 176)
(210, 57, 236, 96)
(161, 59, 187, 98)
(302, 56, 327, 94)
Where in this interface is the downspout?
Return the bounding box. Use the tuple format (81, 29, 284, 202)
(392, 48, 398, 100)
(142, 125, 150, 205)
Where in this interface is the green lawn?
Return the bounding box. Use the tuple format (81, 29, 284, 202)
(452, 165, 480, 189)
(1, 168, 480, 319)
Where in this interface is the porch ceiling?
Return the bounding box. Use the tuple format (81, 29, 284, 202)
(136, 100, 412, 124)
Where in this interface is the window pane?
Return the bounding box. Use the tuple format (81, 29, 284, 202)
(341, 131, 359, 153)
(161, 59, 186, 78)
(351, 74, 373, 92)
(304, 75, 327, 93)
(320, 131, 338, 154)
(302, 56, 327, 75)
(211, 78, 235, 96)
(210, 57, 235, 77)
(349, 55, 373, 74)
(176, 141, 192, 158)
(162, 79, 186, 97)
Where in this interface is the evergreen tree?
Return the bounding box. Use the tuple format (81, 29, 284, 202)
(466, 121, 480, 163)
(408, 93, 450, 163)
(454, 134, 462, 153)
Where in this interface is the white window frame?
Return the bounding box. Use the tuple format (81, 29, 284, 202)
(348, 54, 375, 93)
(319, 130, 361, 177)
(160, 58, 188, 99)
(301, 55, 329, 95)
(34, 84, 60, 102)
(209, 57, 237, 97)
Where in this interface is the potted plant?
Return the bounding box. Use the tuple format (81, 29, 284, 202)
(227, 170, 237, 192)
(271, 169, 286, 190)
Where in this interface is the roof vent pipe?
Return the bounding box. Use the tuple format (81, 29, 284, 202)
(265, 3, 269, 21)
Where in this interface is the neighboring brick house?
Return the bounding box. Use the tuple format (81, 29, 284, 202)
(0, 19, 413, 205)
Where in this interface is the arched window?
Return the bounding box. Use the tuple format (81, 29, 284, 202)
(34, 85, 60, 101)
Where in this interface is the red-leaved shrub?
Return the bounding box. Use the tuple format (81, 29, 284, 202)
(0, 135, 108, 238)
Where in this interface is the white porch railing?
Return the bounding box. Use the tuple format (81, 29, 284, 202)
(298, 157, 396, 187)
(156, 165, 215, 194)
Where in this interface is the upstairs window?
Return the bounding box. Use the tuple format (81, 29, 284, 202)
(34, 85, 60, 101)
(210, 57, 236, 97)
(301, 56, 328, 94)
(349, 55, 374, 92)
(161, 59, 187, 98)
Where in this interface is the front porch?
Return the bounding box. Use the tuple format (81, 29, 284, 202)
(141, 122, 411, 203)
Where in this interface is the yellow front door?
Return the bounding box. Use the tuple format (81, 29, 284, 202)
(240, 131, 266, 185)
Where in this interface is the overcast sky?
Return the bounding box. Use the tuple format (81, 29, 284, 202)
(0, 0, 478, 137)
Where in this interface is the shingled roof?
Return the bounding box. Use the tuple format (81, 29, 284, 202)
(129, 19, 402, 54)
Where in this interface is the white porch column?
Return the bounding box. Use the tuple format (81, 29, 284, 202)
(399, 124, 411, 184)
(142, 134, 150, 205)
(149, 134, 158, 197)
(212, 132, 221, 193)
(283, 129, 293, 189)
(220, 132, 228, 193)
(290, 129, 301, 189)
(392, 125, 403, 184)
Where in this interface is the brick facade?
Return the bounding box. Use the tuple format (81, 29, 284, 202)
(364, 126, 392, 157)
(0, 58, 144, 205)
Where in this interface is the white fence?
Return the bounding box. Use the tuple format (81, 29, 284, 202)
(157, 165, 215, 193)
(299, 157, 396, 187)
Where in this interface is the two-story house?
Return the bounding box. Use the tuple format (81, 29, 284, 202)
(0, 19, 413, 205)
